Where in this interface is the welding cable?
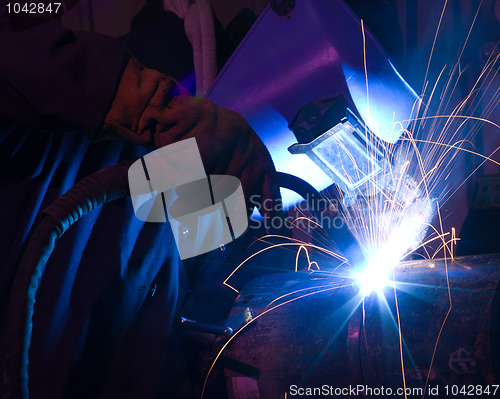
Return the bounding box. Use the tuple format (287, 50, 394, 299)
(2, 159, 134, 399)
(274, 171, 363, 265)
(274, 172, 330, 214)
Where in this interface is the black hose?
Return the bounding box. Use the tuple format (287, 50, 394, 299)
(3, 159, 133, 399)
(275, 171, 364, 266)
(274, 171, 330, 215)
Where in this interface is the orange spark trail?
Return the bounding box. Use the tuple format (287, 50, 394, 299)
(265, 281, 341, 311)
(361, 19, 370, 124)
(423, 205, 453, 398)
(423, 0, 448, 92)
(223, 239, 346, 292)
(393, 267, 407, 399)
(294, 245, 320, 272)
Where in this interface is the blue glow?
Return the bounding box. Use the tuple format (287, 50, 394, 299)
(342, 63, 420, 144)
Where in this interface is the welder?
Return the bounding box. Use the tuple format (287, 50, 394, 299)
(0, 0, 412, 398)
(0, 3, 281, 399)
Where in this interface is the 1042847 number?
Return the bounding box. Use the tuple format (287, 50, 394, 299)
(444, 385, 499, 396)
(6, 3, 62, 14)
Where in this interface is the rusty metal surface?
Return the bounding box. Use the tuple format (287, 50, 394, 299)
(360, 254, 500, 393)
(224, 271, 358, 399)
(222, 254, 500, 399)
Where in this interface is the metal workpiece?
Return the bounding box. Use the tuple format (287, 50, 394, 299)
(224, 271, 358, 399)
(178, 307, 254, 338)
(359, 254, 500, 393)
(222, 255, 500, 399)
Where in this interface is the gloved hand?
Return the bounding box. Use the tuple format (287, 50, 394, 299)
(102, 57, 281, 222)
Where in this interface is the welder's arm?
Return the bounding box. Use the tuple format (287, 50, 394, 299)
(102, 57, 281, 218)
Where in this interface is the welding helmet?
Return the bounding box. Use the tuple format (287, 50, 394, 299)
(207, 0, 420, 209)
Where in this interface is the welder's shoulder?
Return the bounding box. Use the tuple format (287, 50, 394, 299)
(0, 5, 127, 140)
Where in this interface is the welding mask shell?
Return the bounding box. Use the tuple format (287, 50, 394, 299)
(207, 0, 420, 209)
